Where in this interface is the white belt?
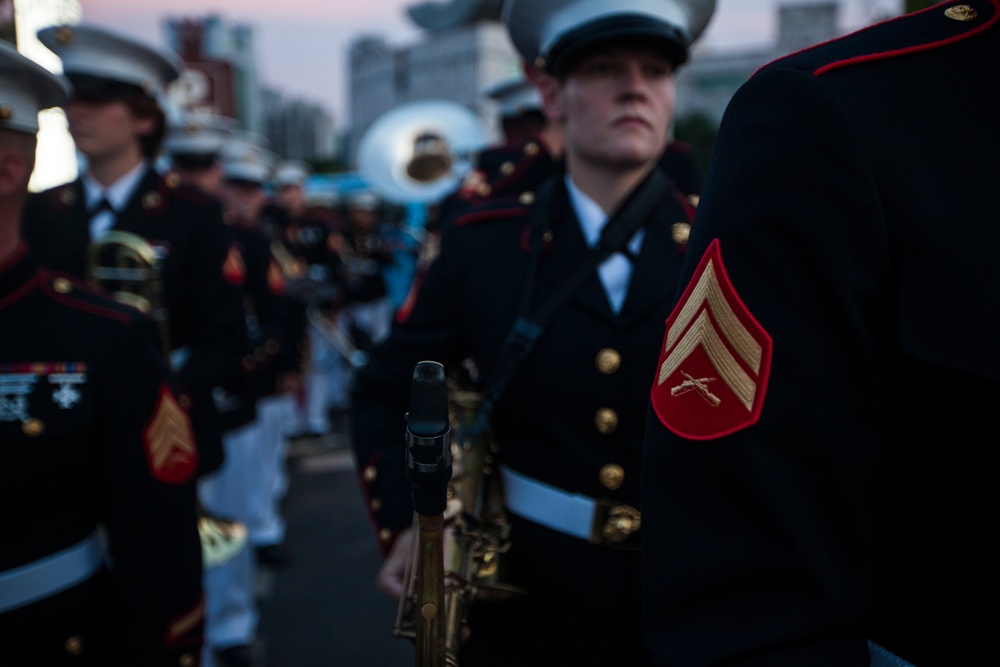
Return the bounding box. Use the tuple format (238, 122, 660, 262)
(0, 531, 105, 613)
(499, 465, 641, 547)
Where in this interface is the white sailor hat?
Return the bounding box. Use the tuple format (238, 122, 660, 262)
(273, 159, 312, 188)
(0, 41, 69, 135)
(221, 133, 277, 185)
(304, 189, 339, 209)
(346, 190, 379, 211)
(482, 76, 542, 118)
(164, 111, 237, 159)
(503, 0, 716, 73)
(37, 24, 181, 100)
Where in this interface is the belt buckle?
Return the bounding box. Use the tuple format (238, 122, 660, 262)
(589, 500, 641, 548)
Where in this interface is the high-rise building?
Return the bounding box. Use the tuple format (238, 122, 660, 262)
(164, 14, 263, 134)
(347, 0, 520, 165)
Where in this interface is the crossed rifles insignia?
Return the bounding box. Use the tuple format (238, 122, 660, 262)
(651, 239, 772, 440)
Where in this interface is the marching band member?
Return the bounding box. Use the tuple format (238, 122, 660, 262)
(642, 2, 1000, 665)
(22, 24, 246, 480)
(351, 1, 714, 663)
(0, 40, 203, 667)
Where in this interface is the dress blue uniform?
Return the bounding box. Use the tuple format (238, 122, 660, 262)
(642, 2, 1000, 665)
(0, 36, 202, 667)
(353, 166, 695, 664)
(0, 248, 204, 667)
(22, 169, 245, 476)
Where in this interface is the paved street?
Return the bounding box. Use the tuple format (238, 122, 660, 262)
(253, 429, 413, 667)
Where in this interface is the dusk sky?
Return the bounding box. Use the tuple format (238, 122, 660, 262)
(76, 0, 901, 127)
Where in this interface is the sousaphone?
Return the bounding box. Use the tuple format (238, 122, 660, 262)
(356, 100, 489, 205)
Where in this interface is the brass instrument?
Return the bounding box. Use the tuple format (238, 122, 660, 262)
(396, 374, 522, 666)
(305, 305, 369, 370)
(86, 231, 171, 351)
(356, 100, 488, 205)
(86, 231, 248, 569)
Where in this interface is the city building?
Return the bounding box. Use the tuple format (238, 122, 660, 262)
(165, 14, 336, 162)
(347, 0, 519, 165)
(677, 2, 897, 124)
(261, 88, 337, 163)
(347, 1, 900, 169)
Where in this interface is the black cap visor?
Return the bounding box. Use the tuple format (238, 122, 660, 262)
(546, 14, 690, 76)
(66, 73, 148, 104)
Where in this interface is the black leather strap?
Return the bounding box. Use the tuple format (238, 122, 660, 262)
(471, 167, 673, 435)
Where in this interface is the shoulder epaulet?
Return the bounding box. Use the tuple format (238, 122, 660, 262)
(757, 0, 996, 78)
(38, 270, 138, 326)
(452, 193, 533, 229)
(35, 182, 80, 210)
(158, 173, 217, 209)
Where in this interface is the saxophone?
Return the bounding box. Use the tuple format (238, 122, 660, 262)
(396, 364, 522, 666)
(87, 231, 248, 569)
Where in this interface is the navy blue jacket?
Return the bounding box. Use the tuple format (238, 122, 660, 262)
(642, 2, 1000, 665)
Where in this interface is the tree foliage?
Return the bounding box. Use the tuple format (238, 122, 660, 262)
(674, 111, 719, 177)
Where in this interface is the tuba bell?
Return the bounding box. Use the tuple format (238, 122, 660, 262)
(86, 231, 249, 569)
(356, 99, 489, 205)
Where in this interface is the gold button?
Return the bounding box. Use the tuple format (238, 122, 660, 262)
(945, 5, 977, 21)
(165, 173, 182, 189)
(23, 418, 44, 437)
(370, 498, 383, 513)
(179, 653, 196, 667)
(142, 192, 161, 209)
(594, 408, 618, 435)
(178, 394, 192, 409)
(56, 27, 75, 45)
(519, 191, 535, 206)
(599, 464, 625, 491)
(477, 183, 492, 197)
(363, 466, 378, 483)
(59, 188, 76, 205)
(671, 222, 691, 245)
(52, 277, 73, 294)
(595, 348, 621, 375)
(499, 160, 516, 176)
(542, 230, 554, 243)
(64, 636, 83, 655)
(524, 141, 539, 156)
(534, 56, 546, 70)
(0, 105, 12, 121)
(378, 528, 392, 543)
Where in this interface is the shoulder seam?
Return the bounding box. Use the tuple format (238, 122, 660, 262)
(453, 205, 530, 229)
(39, 271, 136, 325)
(753, 1, 998, 79)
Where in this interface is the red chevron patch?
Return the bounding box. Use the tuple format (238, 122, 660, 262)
(651, 239, 772, 440)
